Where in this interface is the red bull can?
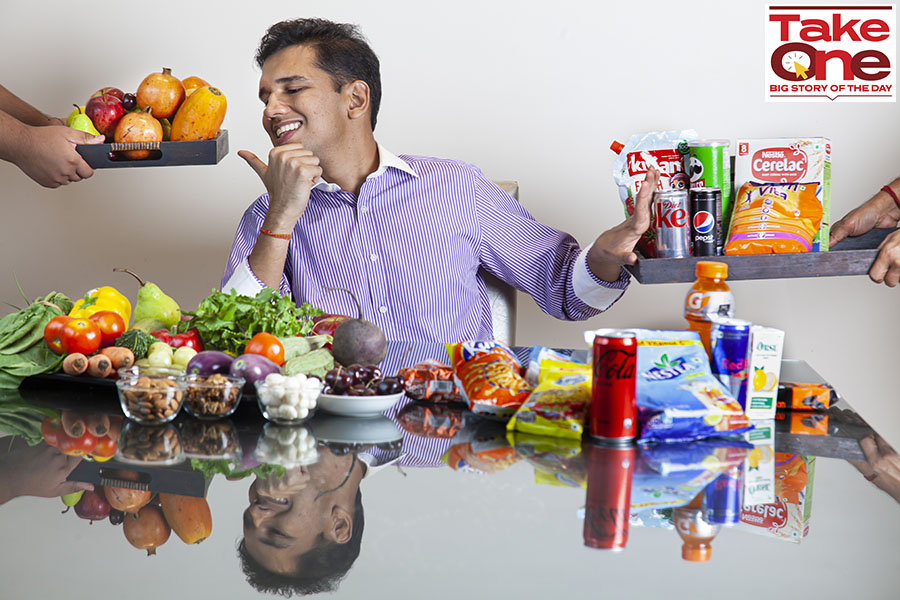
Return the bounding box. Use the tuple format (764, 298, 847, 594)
(710, 317, 752, 408)
(583, 443, 636, 551)
(704, 464, 743, 526)
(652, 190, 691, 258)
(689, 188, 722, 256)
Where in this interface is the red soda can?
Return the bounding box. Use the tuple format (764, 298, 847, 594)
(583, 443, 636, 551)
(590, 330, 637, 443)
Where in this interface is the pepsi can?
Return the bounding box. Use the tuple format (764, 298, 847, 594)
(690, 188, 722, 256)
(703, 464, 743, 526)
(652, 190, 691, 258)
(709, 317, 752, 408)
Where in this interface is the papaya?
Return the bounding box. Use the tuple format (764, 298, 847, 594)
(159, 493, 212, 544)
(170, 85, 226, 141)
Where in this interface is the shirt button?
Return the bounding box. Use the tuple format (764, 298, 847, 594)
(360, 206, 369, 213)
(379, 305, 388, 314)
(370, 253, 378, 262)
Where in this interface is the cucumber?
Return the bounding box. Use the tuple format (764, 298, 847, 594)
(280, 335, 333, 361)
(282, 348, 334, 377)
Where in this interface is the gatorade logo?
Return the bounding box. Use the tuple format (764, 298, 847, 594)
(693, 211, 715, 234)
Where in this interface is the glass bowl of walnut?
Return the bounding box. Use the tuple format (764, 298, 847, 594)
(182, 373, 245, 420)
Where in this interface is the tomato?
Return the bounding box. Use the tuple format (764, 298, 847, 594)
(44, 315, 74, 354)
(41, 416, 61, 446)
(88, 310, 126, 348)
(244, 332, 285, 367)
(60, 318, 102, 355)
(90, 435, 117, 462)
(57, 430, 98, 456)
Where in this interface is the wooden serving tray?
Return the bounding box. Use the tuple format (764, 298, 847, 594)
(75, 129, 228, 168)
(625, 228, 897, 284)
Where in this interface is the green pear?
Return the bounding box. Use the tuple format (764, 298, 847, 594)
(61, 490, 84, 513)
(114, 268, 181, 329)
(132, 317, 167, 334)
(66, 104, 100, 135)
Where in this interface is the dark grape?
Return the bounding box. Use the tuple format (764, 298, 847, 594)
(122, 93, 137, 111)
(109, 509, 125, 525)
(368, 366, 382, 381)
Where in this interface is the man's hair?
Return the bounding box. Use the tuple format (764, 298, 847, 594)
(238, 488, 365, 597)
(255, 18, 382, 131)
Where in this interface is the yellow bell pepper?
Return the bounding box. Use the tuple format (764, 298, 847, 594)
(69, 286, 132, 327)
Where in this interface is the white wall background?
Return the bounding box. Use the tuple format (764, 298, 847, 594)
(1, 0, 897, 444)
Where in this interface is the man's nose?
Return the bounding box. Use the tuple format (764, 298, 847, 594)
(248, 503, 272, 527)
(264, 94, 288, 119)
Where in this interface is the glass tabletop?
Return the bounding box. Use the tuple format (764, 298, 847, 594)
(1, 341, 898, 599)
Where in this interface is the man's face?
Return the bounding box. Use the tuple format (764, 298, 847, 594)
(257, 44, 348, 155)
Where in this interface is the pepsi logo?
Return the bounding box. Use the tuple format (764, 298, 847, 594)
(693, 211, 715, 234)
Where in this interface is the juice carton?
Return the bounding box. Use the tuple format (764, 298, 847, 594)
(777, 382, 833, 411)
(738, 453, 815, 543)
(742, 421, 775, 506)
(734, 138, 831, 250)
(744, 326, 785, 419)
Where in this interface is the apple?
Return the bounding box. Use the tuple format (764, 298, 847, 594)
(311, 314, 350, 338)
(90, 86, 124, 101)
(85, 94, 125, 140)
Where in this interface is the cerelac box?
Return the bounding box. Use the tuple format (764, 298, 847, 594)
(738, 454, 815, 544)
(744, 326, 785, 419)
(734, 138, 831, 251)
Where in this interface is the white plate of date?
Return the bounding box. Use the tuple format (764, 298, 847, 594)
(317, 391, 405, 417)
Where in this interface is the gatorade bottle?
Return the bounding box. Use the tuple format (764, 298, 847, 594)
(673, 503, 721, 563)
(684, 261, 734, 356)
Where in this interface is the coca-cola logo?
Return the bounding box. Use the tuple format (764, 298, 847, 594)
(751, 147, 808, 182)
(594, 349, 635, 380)
(740, 499, 788, 531)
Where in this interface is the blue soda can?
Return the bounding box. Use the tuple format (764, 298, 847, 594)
(709, 317, 752, 408)
(704, 464, 743, 525)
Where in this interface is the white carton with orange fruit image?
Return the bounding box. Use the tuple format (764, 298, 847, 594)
(744, 326, 784, 420)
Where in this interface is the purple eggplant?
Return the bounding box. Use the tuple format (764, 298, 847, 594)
(186, 351, 235, 377)
(230, 353, 281, 392)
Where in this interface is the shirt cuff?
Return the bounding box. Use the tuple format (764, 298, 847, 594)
(572, 244, 630, 310)
(221, 257, 267, 296)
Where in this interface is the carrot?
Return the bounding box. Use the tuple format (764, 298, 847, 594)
(86, 354, 113, 378)
(61, 410, 86, 438)
(85, 413, 110, 437)
(100, 346, 135, 371)
(62, 353, 88, 376)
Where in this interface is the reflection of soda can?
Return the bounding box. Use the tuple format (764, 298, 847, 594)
(652, 190, 691, 258)
(710, 317, 752, 407)
(687, 140, 732, 231)
(689, 188, 722, 256)
(590, 330, 637, 443)
(584, 443, 636, 551)
(704, 464, 743, 525)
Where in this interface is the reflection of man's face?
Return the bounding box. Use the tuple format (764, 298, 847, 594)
(243, 450, 358, 575)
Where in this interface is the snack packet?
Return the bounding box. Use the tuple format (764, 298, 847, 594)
(398, 359, 461, 403)
(724, 181, 823, 255)
(506, 359, 591, 440)
(446, 341, 532, 419)
(441, 419, 520, 474)
(525, 346, 582, 386)
(507, 431, 586, 488)
(631, 329, 753, 443)
(612, 129, 698, 257)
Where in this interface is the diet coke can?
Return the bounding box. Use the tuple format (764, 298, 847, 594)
(584, 443, 636, 551)
(690, 188, 723, 256)
(590, 330, 637, 443)
(652, 190, 691, 258)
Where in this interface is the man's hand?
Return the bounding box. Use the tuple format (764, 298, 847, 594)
(0, 440, 93, 505)
(15, 125, 103, 188)
(238, 144, 323, 231)
(831, 188, 900, 286)
(850, 434, 900, 504)
(586, 167, 659, 282)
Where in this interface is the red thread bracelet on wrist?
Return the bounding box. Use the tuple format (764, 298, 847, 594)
(882, 185, 900, 210)
(259, 227, 292, 240)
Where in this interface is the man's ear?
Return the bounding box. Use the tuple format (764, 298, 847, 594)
(326, 505, 353, 544)
(344, 80, 370, 123)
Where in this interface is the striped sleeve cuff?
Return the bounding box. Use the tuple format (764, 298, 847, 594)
(572, 245, 630, 310)
(221, 257, 267, 296)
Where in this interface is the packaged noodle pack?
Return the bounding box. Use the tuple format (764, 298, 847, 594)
(724, 181, 823, 255)
(446, 340, 532, 419)
(631, 329, 753, 443)
(507, 359, 591, 440)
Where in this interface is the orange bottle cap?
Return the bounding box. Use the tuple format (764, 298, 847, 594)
(682, 544, 712, 562)
(696, 261, 728, 279)
(610, 140, 625, 154)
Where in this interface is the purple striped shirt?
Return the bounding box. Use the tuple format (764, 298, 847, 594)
(222, 151, 627, 343)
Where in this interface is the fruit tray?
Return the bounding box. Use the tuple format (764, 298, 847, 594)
(75, 129, 228, 169)
(625, 227, 896, 284)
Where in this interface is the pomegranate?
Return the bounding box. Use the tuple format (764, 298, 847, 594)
(113, 107, 163, 159)
(104, 485, 152, 513)
(136, 67, 185, 119)
(123, 505, 171, 556)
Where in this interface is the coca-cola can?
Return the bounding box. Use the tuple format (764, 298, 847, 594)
(652, 189, 691, 258)
(583, 442, 636, 551)
(590, 330, 637, 443)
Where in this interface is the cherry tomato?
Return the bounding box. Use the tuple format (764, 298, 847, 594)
(43, 315, 74, 354)
(88, 310, 126, 348)
(90, 435, 117, 462)
(41, 416, 61, 447)
(56, 430, 98, 457)
(244, 332, 285, 366)
(60, 318, 102, 355)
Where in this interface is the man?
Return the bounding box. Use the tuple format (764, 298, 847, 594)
(0, 85, 104, 188)
(830, 178, 900, 287)
(222, 18, 658, 342)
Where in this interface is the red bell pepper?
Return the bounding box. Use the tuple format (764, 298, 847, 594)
(150, 328, 204, 352)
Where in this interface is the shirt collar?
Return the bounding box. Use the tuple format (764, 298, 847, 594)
(312, 141, 417, 193)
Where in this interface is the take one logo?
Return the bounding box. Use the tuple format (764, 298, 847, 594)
(765, 4, 896, 102)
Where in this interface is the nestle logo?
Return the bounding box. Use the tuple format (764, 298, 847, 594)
(751, 147, 808, 181)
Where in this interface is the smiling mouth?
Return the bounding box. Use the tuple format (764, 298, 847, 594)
(274, 122, 301, 139)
